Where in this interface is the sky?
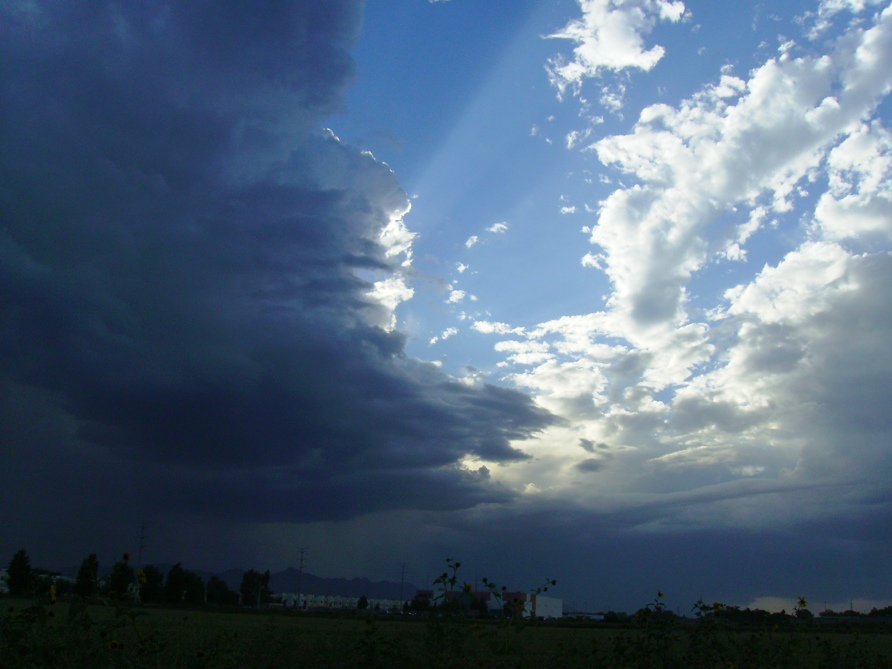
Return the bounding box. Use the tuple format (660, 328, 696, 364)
(1, 0, 891, 614)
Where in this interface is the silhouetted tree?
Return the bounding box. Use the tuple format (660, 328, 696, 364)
(182, 570, 205, 605)
(410, 592, 431, 612)
(108, 554, 135, 599)
(239, 569, 271, 608)
(7, 549, 32, 596)
(164, 563, 188, 603)
(357, 594, 369, 610)
(206, 576, 238, 606)
(140, 565, 165, 603)
(75, 554, 99, 598)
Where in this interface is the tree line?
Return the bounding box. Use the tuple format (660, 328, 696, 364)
(3, 549, 271, 608)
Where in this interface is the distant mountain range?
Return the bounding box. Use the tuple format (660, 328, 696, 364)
(63, 563, 419, 600)
(212, 567, 419, 600)
(266, 568, 419, 600)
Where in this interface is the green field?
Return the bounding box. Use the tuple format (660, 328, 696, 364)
(3, 597, 892, 668)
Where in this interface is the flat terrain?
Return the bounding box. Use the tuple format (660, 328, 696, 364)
(2, 597, 892, 668)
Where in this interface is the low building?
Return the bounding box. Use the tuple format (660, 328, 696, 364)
(441, 589, 562, 619)
(532, 595, 562, 619)
(276, 592, 406, 611)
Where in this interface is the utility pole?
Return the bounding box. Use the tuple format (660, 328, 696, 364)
(134, 522, 147, 603)
(296, 547, 308, 610)
(136, 522, 147, 569)
(399, 563, 407, 606)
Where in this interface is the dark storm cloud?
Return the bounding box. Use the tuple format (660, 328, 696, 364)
(417, 491, 892, 612)
(175, 462, 509, 523)
(0, 1, 555, 530)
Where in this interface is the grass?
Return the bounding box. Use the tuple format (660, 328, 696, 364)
(2, 596, 892, 668)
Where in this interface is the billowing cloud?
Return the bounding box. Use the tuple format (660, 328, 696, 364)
(805, 0, 888, 37)
(815, 121, 892, 240)
(546, 0, 686, 100)
(472, 2, 892, 548)
(586, 4, 892, 335)
(0, 0, 557, 549)
(5, 0, 892, 614)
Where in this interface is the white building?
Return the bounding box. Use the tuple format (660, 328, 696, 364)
(472, 591, 562, 619)
(532, 595, 562, 619)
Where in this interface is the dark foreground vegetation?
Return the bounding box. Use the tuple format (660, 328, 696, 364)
(3, 594, 892, 668)
(3, 550, 892, 667)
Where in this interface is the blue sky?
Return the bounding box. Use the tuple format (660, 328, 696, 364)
(2, 0, 891, 613)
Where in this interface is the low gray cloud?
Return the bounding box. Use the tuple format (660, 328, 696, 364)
(579, 438, 596, 453)
(575, 457, 607, 472)
(0, 0, 556, 550)
(370, 497, 892, 612)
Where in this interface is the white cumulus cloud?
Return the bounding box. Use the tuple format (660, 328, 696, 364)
(546, 0, 686, 100)
(472, 320, 527, 336)
(448, 289, 466, 303)
(816, 120, 892, 240)
(473, 4, 892, 536)
(367, 277, 414, 330)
